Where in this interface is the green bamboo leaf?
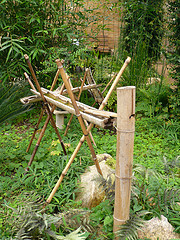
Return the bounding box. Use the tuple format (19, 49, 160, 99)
(0, 44, 11, 51)
(13, 42, 25, 51)
(1, 0, 8, 4)
(6, 46, 13, 62)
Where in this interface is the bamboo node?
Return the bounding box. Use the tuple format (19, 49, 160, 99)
(113, 215, 127, 222)
(115, 174, 132, 180)
(116, 128, 135, 133)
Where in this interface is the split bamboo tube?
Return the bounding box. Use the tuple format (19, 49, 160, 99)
(46, 57, 131, 205)
(31, 88, 108, 128)
(113, 86, 135, 238)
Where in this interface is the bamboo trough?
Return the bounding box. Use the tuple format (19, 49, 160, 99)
(30, 88, 116, 129)
(20, 83, 103, 105)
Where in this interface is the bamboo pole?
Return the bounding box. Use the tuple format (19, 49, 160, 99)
(64, 69, 87, 136)
(83, 109, 117, 118)
(62, 83, 102, 95)
(102, 73, 117, 94)
(24, 58, 61, 153)
(45, 57, 131, 205)
(24, 72, 45, 153)
(24, 72, 36, 91)
(25, 84, 66, 171)
(55, 60, 102, 175)
(113, 86, 135, 238)
(24, 55, 67, 171)
(45, 60, 105, 204)
(84, 119, 96, 146)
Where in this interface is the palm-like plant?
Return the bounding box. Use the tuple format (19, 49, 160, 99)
(0, 83, 33, 124)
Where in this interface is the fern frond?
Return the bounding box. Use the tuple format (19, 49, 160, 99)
(56, 227, 87, 240)
(55, 209, 94, 233)
(4, 192, 88, 240)
(116, 211, 151, 240)
(133, 163, 162, 182)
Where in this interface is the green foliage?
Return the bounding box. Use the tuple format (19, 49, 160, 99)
(0, 0, 92, 85)
(0, 83, 34, 124)
(116, 211, 150, 240)
(121, 0, 164, 63)
(136, 82, 174, 118)
(89, 200, 114, 239)
(166, 0, 180, 87)
(4, 195, 87, 239)
(0, 100, 180, 239)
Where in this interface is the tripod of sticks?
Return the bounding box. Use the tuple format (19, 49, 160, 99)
(23, 55, 131, 205)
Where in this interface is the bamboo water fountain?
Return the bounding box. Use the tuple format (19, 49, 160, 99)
(21, 56, 135, 235)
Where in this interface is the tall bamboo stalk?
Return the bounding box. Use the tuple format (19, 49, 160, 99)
(113, 86, 135, 238)
(46, 57, 131, 205)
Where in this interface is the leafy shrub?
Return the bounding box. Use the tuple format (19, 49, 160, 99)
(121, 0, 164, 63)
(166, 0, 180, 88)
(0, 83, 34, 124)
(0, 0, 92, 85)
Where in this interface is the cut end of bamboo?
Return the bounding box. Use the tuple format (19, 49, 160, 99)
(24, 72, 28, 78)
(55, 58, 61, 63)
(55, 59, 63, 69)
(24, 54, 29, 60)
(125, 57, 131, 64)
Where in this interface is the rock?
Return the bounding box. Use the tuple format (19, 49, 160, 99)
(138, 215, 180, 240)
(75, 154, 115, 209)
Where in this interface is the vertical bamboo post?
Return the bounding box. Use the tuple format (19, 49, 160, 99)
(113, 86, 136, 238)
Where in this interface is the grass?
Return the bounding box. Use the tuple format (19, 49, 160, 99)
(0, 107, 179, 239)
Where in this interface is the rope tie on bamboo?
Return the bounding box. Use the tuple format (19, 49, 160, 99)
(76, 113, 81, 117)
(84, 133, 89, 136)
(114, 126, 135, 133)
(115, 174, 132, 180)
(113, 215, 127, 223)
